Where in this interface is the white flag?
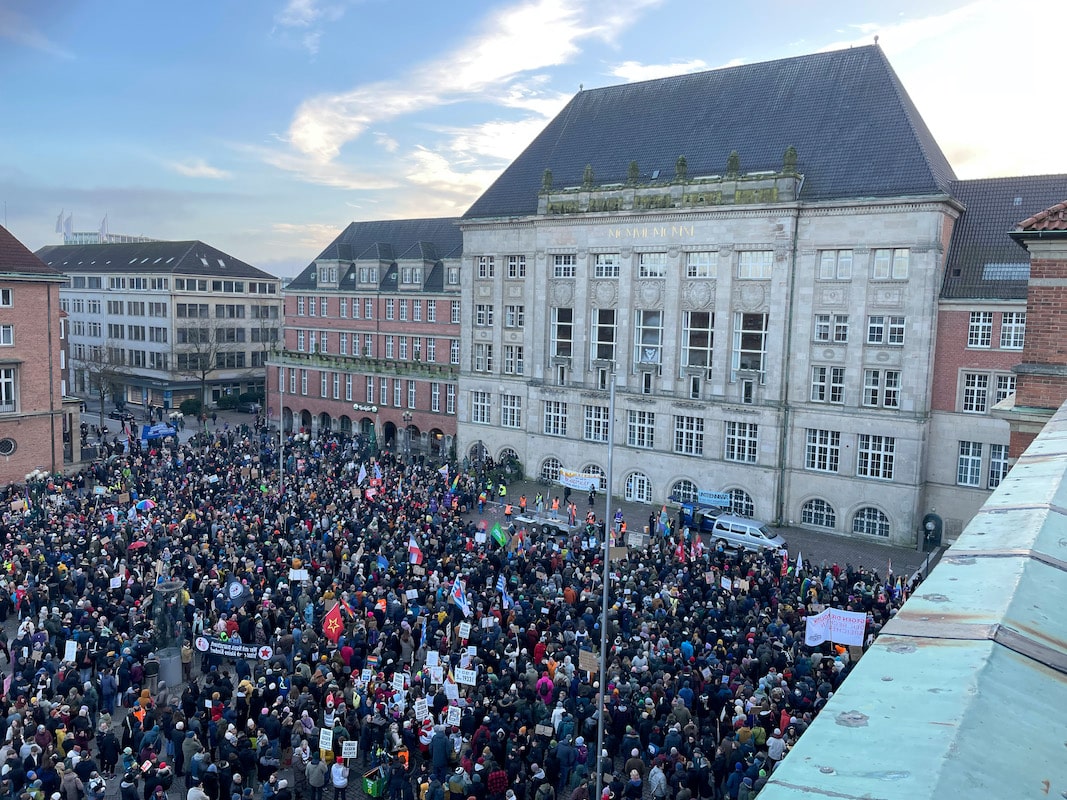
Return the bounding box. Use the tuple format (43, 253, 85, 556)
(356, 464, 367, 485)
(54, 210, 65, 234)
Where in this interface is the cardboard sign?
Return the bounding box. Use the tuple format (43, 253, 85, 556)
(412, 565, 426, 576)
(458, 622, 471, 640)
(341, 740, 359, 759)
(319, 728, 333, 752)
(578, 649, 598, 673)
(609, 546, 628, 561)
(535, 724, 554, 737)
(118, 493, 131, 504)
(405, 589, 418, 600)
(9, 500, 25, 512)
(288, 568, 310, 582)
(414, 698, 429, 720)
(626, 532, 645, 548)
(63, 640, 77, 663)
(425, 651, 439, 667)
(454, 668, 477, 685)
(446, 706, 461, 726)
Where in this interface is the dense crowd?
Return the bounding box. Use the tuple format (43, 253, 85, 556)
(0, 424, 918, 800)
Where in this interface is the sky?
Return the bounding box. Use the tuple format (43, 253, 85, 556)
(1, 0, 1064, 279)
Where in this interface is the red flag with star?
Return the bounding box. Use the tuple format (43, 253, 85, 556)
(322, 602, 344, 643)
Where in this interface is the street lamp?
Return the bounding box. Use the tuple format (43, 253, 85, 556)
(402, 411, 413, 458)
(595, 368, 616, 800)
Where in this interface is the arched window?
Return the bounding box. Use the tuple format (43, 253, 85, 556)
(801, 498, 836, 529)
(625, 472, 653, 503)
(580, 464, 606, 491)
(671, 479, 699, 502)
(729, 488, 754, 518)
(853, 507, 890, 538)
(540, 457, 563, 483)
(499, 447, 519, 464)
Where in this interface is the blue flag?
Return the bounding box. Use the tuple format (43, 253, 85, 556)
(377, 555, 389, 571)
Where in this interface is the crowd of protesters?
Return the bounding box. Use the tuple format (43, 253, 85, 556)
(0, 421, 920, 800)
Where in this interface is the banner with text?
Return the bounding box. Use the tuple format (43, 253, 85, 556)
(803, 608, 868, 647)
(558, 469, 601, 491)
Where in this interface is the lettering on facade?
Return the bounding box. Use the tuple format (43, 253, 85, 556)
(608, 225, 696, 239)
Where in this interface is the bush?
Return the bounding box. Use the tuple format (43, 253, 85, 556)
(216, 394, 239, 410)
(179, 398, 202, 416)
(239, 391, 265, 404)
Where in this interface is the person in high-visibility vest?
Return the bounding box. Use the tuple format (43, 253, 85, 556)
(551, 496, 560, 518)
(519, 495, 527, 514)
(504, 503, 513, 521)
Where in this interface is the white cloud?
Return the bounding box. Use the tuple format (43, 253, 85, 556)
(609, 58, 709, 83)
(270, 221, 343, 249)
(0, 6, 74, 60)
(823, 0, 1067, 178)
(273, 0, 347, 54)
(285, 0, 660, 163)
(167, 158, 233, 180)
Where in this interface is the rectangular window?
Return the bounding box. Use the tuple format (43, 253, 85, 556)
(127, 301, 145, 316)
(818, 249, 853, 280)
(300, 370, 308, 395)
(447, 267, 460, 285)
(872, 248, 909, 279)
(733, 312, 768, 373)
(107, 301, 124, 315)
(365, 298, 373, 319)
(320, 297, 328, 316)
(339, 298, 348, 318)
(805, 429, 841, 472)
(995, 374, 1016, 404)
(989, 443, 1009, 489)
(858, 434, 895, 480)
(473, 343, 494, 372)
(863, 369, 901, 408)
(149, 302, 168, 317)
(431, 382, 441, 412)
(1001, 311, 1026, 349)
(308, 297, 316, 317)
(553, 254, 576, 278)
(366, 377, 374, 403)
(500, 395, 522, 428)
(506, 255, 526, 279)
(810, 366, 845, 403)
(504, 305, 525, 328)
(412, 300, 421, 322)
(867, 315, 905, 345)
(0, 290, 12, 308)
(0, 368, 16, 412)
(591, 308, 616, 362)
(339, 332, 348, 355)
(0, 326, 12, 346)
(686, 251, 715, 278)
(673, 415, 704, 456)
(583, 405, 609, 442)
(477, 256, 495, 279)
(319, 331, 327, 353)
(393, 378, 401, 407)
(738, 250, 773, 279)
(364, 334, 374, 357)
(683, 311, 714, 371)
(551, 308, 573, 358)
(543, 400, 568, 436)
(627, 410, 656, 448)
(475, 304, 495, 327)
(398, 300, 408, 322)
(503, 345, 525, 375)
(380, 378, 388, 405)
(332, 372, 340, 399)
(962, 372, 990, 413)
(957, 441, 983, 486)
(426, 338, 436, 363)
(408, 380, 416, 409)
(724, 421, 758, 463)
(634, 309, 663, 366)
(450, 340, 459, 365)
(968, 311, 993, 348)
(399, 337, 408, 360)
(638, 252, 667, 278)
(290, 370, 298, 394)
(345, 374, 352, 402)
(595, 253, 620, 278)
(450, 301, 461, 324)
(427, 300, 436, 323)
(471, 391, 491, 424)
(385, 299, 395, 320)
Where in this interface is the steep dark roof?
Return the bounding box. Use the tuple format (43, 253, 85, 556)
(0, 226, 63, 278)
(465, 45, 955, 219)
(288, 218, 462, 290)
(1017, 199, 1067, 232)
(942, 175, 1067, 300)
(34, 241, 277, 280)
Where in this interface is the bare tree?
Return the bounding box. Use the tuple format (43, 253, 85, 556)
(175, 318, 225, 425)
(75, 341, 124, 429)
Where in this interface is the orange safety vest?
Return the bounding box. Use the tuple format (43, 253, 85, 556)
(504, 504, 513, 515)
(551, 497, 560, 511)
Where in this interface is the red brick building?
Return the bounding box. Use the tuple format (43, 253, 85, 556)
(0, 226, 80, 483)
(998, 200, 1067, 456)
(267, 219, 461, 459)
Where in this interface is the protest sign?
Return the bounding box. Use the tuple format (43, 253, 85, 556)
(446, 706, 461, 726)
(455, 668, 477, 685)
(341, 741, 359, 759)
(458, 622, 471, 640)
(578, 650, 598, 673)
(319, 729, 333, 752)
(804, 608, 868, 647)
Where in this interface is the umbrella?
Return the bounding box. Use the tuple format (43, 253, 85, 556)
(135, 499, 156, 511)
(128, 541, 149, 550)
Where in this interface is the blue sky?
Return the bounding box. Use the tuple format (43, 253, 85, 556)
(1, 0, 1063, 278)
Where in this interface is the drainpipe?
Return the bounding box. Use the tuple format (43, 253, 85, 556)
(47, 283, 57, 473)
(775, 176, 805, 525)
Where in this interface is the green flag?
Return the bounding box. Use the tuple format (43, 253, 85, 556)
(490, 522, 508, 546)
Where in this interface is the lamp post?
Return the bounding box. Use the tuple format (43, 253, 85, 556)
(595, 369, 616, 800)
(402, 410, 413, 459)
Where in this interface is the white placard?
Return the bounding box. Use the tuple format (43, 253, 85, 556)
(444, 681, 459, 701)
(288, 568, 310, 582)
(430, 666, 444, 684)
(720, 576, 732, 591)
(414, 698, 429, 720)
(425, 651, 439, 667)
(109, 576, 122, 589)
(361, 669, 372, 683)
(392, 673, 406, 692)
(319, 728, 333, 752)
(63, 640, 77, 663)
(405, 589, 418, 600)
(475, 531, 487, 544)
(455, 667, 477, 685)
(446, 706, 461, 727)
(458, 622, 471, 640)
(467, 646, 477, 657)
(341, 740, 359, 759)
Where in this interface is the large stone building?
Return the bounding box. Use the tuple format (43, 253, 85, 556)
(36, 241, 281, 411)
(0, 226, 81, 481)
(268, 219, 462, 458)
(454, 44, 1067, 547)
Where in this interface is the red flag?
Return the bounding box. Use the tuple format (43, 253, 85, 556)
(781, 552, 789, 577)
(322, 602, 344, 643)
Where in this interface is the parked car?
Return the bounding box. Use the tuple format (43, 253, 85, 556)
(236, 401, 261, 413)
(710, 514, 787, 552)
(108, 409, 136, 422)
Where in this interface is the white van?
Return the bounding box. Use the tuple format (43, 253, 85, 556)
(710, 515, 787, 552)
